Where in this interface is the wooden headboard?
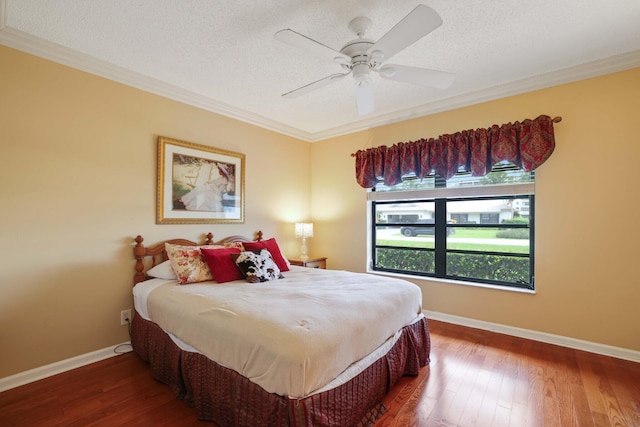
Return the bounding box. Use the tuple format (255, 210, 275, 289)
(133, 230, 263, 285)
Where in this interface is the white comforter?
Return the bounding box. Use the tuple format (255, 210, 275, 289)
(138, 267, 422, 398)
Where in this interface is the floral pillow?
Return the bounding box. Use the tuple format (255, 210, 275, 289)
(165, 243, 227, 284)
(233, 249, 283, 283)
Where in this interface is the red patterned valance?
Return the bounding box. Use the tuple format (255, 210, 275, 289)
(353, 115, 560, 189)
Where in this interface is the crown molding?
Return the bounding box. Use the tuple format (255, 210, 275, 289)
(2, 3, 639, 143)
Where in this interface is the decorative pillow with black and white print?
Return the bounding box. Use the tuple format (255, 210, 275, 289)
(233, 249, 283, 283)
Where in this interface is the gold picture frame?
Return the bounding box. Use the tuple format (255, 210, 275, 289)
(156, 136, 245, 224)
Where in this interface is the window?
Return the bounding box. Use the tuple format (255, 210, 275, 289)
(369, 163, 535, 290)
(450, 213, 468, 224)
(480, 213, 499, 224)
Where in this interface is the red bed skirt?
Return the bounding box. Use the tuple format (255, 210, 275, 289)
(131, 311, 430, 427)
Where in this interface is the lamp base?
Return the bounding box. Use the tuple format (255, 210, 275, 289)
(299, 237, 308, 261)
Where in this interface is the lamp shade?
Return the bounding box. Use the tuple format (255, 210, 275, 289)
(295, 222, 314, 238)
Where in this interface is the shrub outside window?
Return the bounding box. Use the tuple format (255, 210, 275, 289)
(369, 163, 535, 290)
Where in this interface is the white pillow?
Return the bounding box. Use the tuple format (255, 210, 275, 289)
(147, 260, 177, 280)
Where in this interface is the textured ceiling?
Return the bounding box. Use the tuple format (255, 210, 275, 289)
(2, 0, 640, 141)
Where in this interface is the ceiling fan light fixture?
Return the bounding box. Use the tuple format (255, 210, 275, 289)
(355, 76, 372, 89)
(352, 63, 371, 83)
(355, 81, 374, 115)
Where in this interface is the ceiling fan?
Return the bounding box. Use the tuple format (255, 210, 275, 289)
(274, 4, 454, 115)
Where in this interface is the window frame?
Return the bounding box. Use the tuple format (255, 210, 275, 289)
(368, 176, 535, 291)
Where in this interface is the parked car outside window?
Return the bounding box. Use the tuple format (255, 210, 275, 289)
(400, 219, 454, 237)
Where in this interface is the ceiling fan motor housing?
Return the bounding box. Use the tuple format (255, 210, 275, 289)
(340, 39, 375, 73)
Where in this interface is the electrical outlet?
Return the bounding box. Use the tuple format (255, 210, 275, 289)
(120, 309, 132, 326)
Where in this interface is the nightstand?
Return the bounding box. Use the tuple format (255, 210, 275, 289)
(288, 257, 327, 269)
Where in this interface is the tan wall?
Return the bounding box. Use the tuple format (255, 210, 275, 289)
(312, 68, 640, 352)
(0, 46, 312, 377)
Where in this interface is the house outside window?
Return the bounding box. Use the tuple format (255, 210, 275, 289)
(369, 163, 535, 290)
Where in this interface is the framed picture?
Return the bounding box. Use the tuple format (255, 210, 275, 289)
(157, 136, 245, 224)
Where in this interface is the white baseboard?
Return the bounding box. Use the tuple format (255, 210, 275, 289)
(0, 342, 132, 392)
(425, 311, 640, 363)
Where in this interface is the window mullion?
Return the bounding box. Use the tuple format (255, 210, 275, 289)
(371, 201, 378, 269)
(434, 199, 447, 277)
(529, 195, 535, 285)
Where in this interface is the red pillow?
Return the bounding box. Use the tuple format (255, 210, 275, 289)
(242, 238, 289, 272)
(200, 247, 243, 283)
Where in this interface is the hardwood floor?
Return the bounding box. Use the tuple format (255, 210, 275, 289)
(377, 321, 640, 427)
(1, 320, 638, 426)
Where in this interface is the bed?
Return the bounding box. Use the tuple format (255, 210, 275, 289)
(131, 231, 430, 427)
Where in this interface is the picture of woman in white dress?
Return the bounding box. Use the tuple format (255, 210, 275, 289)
(162, 139, 243, 223)
(179, 162, 232, 212)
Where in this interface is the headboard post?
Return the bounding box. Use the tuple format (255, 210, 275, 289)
(205, 232, 214, 245)
(256, 230, 263, 241)
(134, 235, 147, 285)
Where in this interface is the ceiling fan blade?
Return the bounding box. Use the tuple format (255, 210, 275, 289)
(354, 80, 374, 115)
(368, 5, 442, 62)
(282, 72, 349, 98)
(377, 64, 455, 89)
(274, 29, 350, 64)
